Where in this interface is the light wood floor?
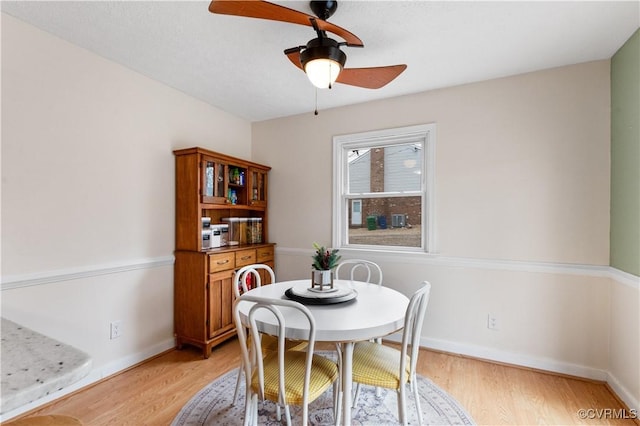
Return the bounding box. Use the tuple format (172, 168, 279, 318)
(11, 339, 637, 425)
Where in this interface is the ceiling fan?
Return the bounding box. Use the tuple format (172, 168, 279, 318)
(208, 0, 407, 90)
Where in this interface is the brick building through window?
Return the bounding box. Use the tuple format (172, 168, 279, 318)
(348, 146, 422, 229)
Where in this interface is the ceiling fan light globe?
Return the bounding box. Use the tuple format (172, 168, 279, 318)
(300, 38, 346, 89)
(304, 58, 342, 89)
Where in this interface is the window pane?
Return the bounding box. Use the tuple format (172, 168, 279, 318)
(347, 196, 422, 247)
(348, 143, 422, 194)
(347, 149, 370, 193)
(205, 161, 214, 197)
(384, 143, 422, 191)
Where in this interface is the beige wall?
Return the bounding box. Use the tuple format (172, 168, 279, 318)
(253, 60, 638, 409)
(254, 61, 610, 264)
(1, 14, 252, 418)
(2, 14, 251, 276)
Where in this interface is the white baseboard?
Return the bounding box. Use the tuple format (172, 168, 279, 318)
(385, 333, 608, 380)
(96, 337, 176, 379)
(385, 334, 640, 411)
(419, 336, 608, 380)
(0, 338, 176, 422)
(607, 371, 640, 412)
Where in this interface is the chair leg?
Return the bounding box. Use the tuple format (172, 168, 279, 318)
(245, 392, 258, 426)
(411, 377, 423, 426)
(352, 383, 361, 408)
(232, 360, 244, 405)
(333, 380, 342, 426)
(374, 338, 382, 398)
(284, 404, 292, 426)
(242, 377, 252, 426)
(335, 342, 343, 376)
(398, 385, 408, 426)
(242, 395, 250, 426)
(254, 394, 260, 426)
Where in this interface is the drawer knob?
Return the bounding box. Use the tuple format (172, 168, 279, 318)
(241, 255, 252, 260)
(217, 259, 230, 265)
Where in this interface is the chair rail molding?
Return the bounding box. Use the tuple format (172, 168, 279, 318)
(1, 255, 175, 291)
(275, 247, 638, 287)
(609, 266, 640, 289)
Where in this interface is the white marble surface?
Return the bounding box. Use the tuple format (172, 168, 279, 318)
(1, 318, 92, 414)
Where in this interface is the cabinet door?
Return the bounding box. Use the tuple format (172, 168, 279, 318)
(248, 168, 268, 207)
(201, 156, 228, 205)
(208, 269, 235, 338)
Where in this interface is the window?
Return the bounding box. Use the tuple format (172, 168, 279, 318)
(332, 124, 436, 252)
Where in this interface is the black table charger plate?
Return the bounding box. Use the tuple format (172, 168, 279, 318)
(284, 287, 358, 305)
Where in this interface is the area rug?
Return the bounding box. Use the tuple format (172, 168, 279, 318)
(172, 356, 475, 425)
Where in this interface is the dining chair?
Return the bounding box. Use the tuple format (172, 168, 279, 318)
(234, 264, 276, 297)
(231, 264, 306, 405)
(335, 259, 383, 285)
(233, 294, 340, 426)
(335, 259, 384, 396)
(350, 281, 431, 426)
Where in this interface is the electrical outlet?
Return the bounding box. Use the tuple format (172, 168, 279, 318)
(110, 321, 122, 339)
(487, 314, 499, 330)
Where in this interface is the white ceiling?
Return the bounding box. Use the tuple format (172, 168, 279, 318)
(2, 1, 638, 122)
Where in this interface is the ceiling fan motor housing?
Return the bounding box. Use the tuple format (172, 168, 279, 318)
(309, 0, 338, 20)
(300, 37, 347, 70)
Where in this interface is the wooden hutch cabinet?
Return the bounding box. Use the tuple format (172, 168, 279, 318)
(173, 147, 274, 358)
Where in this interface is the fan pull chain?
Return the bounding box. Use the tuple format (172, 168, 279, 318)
(313, 62, 336, 115)
(314, 88, 319, 116)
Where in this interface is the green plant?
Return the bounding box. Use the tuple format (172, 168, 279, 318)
(311, 242, 341, 270)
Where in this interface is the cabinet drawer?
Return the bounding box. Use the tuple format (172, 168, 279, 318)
(256, 246, 274, 262)
(208, 252, 236, 273)
(235, 249, 256, 267)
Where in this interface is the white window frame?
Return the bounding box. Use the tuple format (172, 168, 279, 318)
(332, 123, 436, 253)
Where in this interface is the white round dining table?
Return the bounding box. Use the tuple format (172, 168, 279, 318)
(236, 279, 409, 426)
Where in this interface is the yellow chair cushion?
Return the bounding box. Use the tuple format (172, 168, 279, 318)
(252, 351, 338, 405)
(260, 334, 307, 353)
(352, 341, 410, 389)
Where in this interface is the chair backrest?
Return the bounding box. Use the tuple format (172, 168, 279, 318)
(334, 259, 383, 285)
(233, 263, 276, 298)
(233, 294, 316, 411)
(399, 281, 431, 382)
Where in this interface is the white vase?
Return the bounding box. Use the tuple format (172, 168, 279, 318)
(311, 269, 334, 290)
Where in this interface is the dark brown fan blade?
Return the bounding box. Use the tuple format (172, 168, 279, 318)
(336, 64, 407, 89)
(284, 48, 304, 70)
(209, 0, 363, 47)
